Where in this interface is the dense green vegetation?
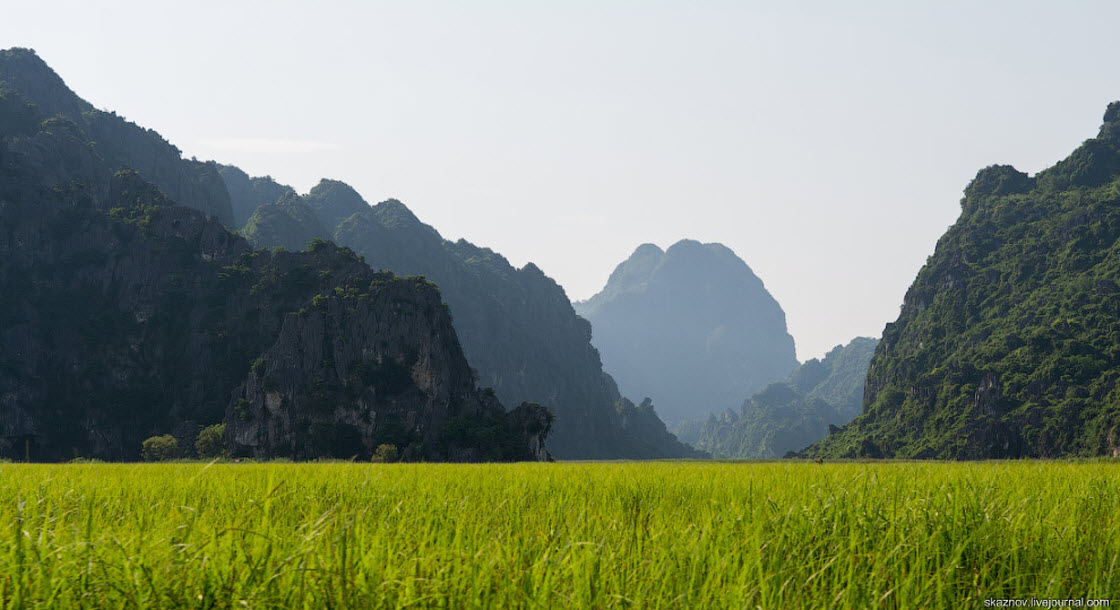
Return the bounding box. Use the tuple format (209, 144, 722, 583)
(195, 424, 227, 459)
(575, 240, 798, 424)
(814, 104, 1120, 459)
(139, 435, 178, 461)
(0, 461, 1117, 607)
(687, 338, 877, 458)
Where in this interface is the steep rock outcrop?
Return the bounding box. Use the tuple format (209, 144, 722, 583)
(811, 103, 1120, 459)
(335, 198, 702, 459)
(575, 240, 798, 424)
(227, 273, 550, 461)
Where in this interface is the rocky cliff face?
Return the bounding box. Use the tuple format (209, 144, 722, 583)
(0, 49, 549, 462)
(0, 48, 234, 226)
(811, 103, 1120, 459)
(574, 240, 799, 424)
(226, 177, 702, 459)
(227, 271, 549, 461)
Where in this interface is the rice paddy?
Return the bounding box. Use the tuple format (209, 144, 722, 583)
(0, 460, 1117, 608)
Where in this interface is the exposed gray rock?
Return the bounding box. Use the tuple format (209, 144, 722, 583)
(575, 240, 798, 425)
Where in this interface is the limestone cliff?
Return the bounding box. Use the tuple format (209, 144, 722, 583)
(227, 272, 549, 461)
(575, 240, 798, 424)
(0, 50, 549, 461)
(224, 177, 701, 459)
(811, 103, 1120, 459)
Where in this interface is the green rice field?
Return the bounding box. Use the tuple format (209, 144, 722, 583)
(0, 461, 1117, 608)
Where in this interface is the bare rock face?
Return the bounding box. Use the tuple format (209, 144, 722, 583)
(227, 274, 548, 461)
(506, 402, 554, 462)
(575, 240, 798, 425)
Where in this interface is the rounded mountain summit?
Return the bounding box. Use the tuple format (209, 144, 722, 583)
(574, 240, 798, 425)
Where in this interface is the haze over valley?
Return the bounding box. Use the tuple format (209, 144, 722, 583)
(9, 2, 1120, 362)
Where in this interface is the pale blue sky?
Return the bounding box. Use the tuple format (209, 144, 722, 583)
(3, 1, 1117, 359)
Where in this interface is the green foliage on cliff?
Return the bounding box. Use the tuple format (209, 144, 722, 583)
(0, 89, 38, 136)
(691, 337, 878, 458)
(812, 103, 1120, 459)
(438, 413, 531, 461)
(303, 179, 370, 231)
(794, 337, 880, 420)
(240, 192, 328, 252)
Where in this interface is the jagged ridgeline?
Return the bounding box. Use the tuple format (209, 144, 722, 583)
(811, 104, 1120, 459)
(222, 176, 703, 459)
(574, 240, 798, 425)
(0, 48, 550, 461)
(0, 49, 233, 226)
(688, 337, 877, 458)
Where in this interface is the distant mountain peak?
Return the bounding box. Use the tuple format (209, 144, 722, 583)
(308, 178, 365, 205)
(666, 238, 702, 250)
(575, 238, 797, 424)
(372, 198, 440, 237)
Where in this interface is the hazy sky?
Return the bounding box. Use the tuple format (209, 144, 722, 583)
(3, 1, 1117, 359)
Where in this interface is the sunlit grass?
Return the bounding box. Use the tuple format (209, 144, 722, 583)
(0, 461, 1117, 608)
